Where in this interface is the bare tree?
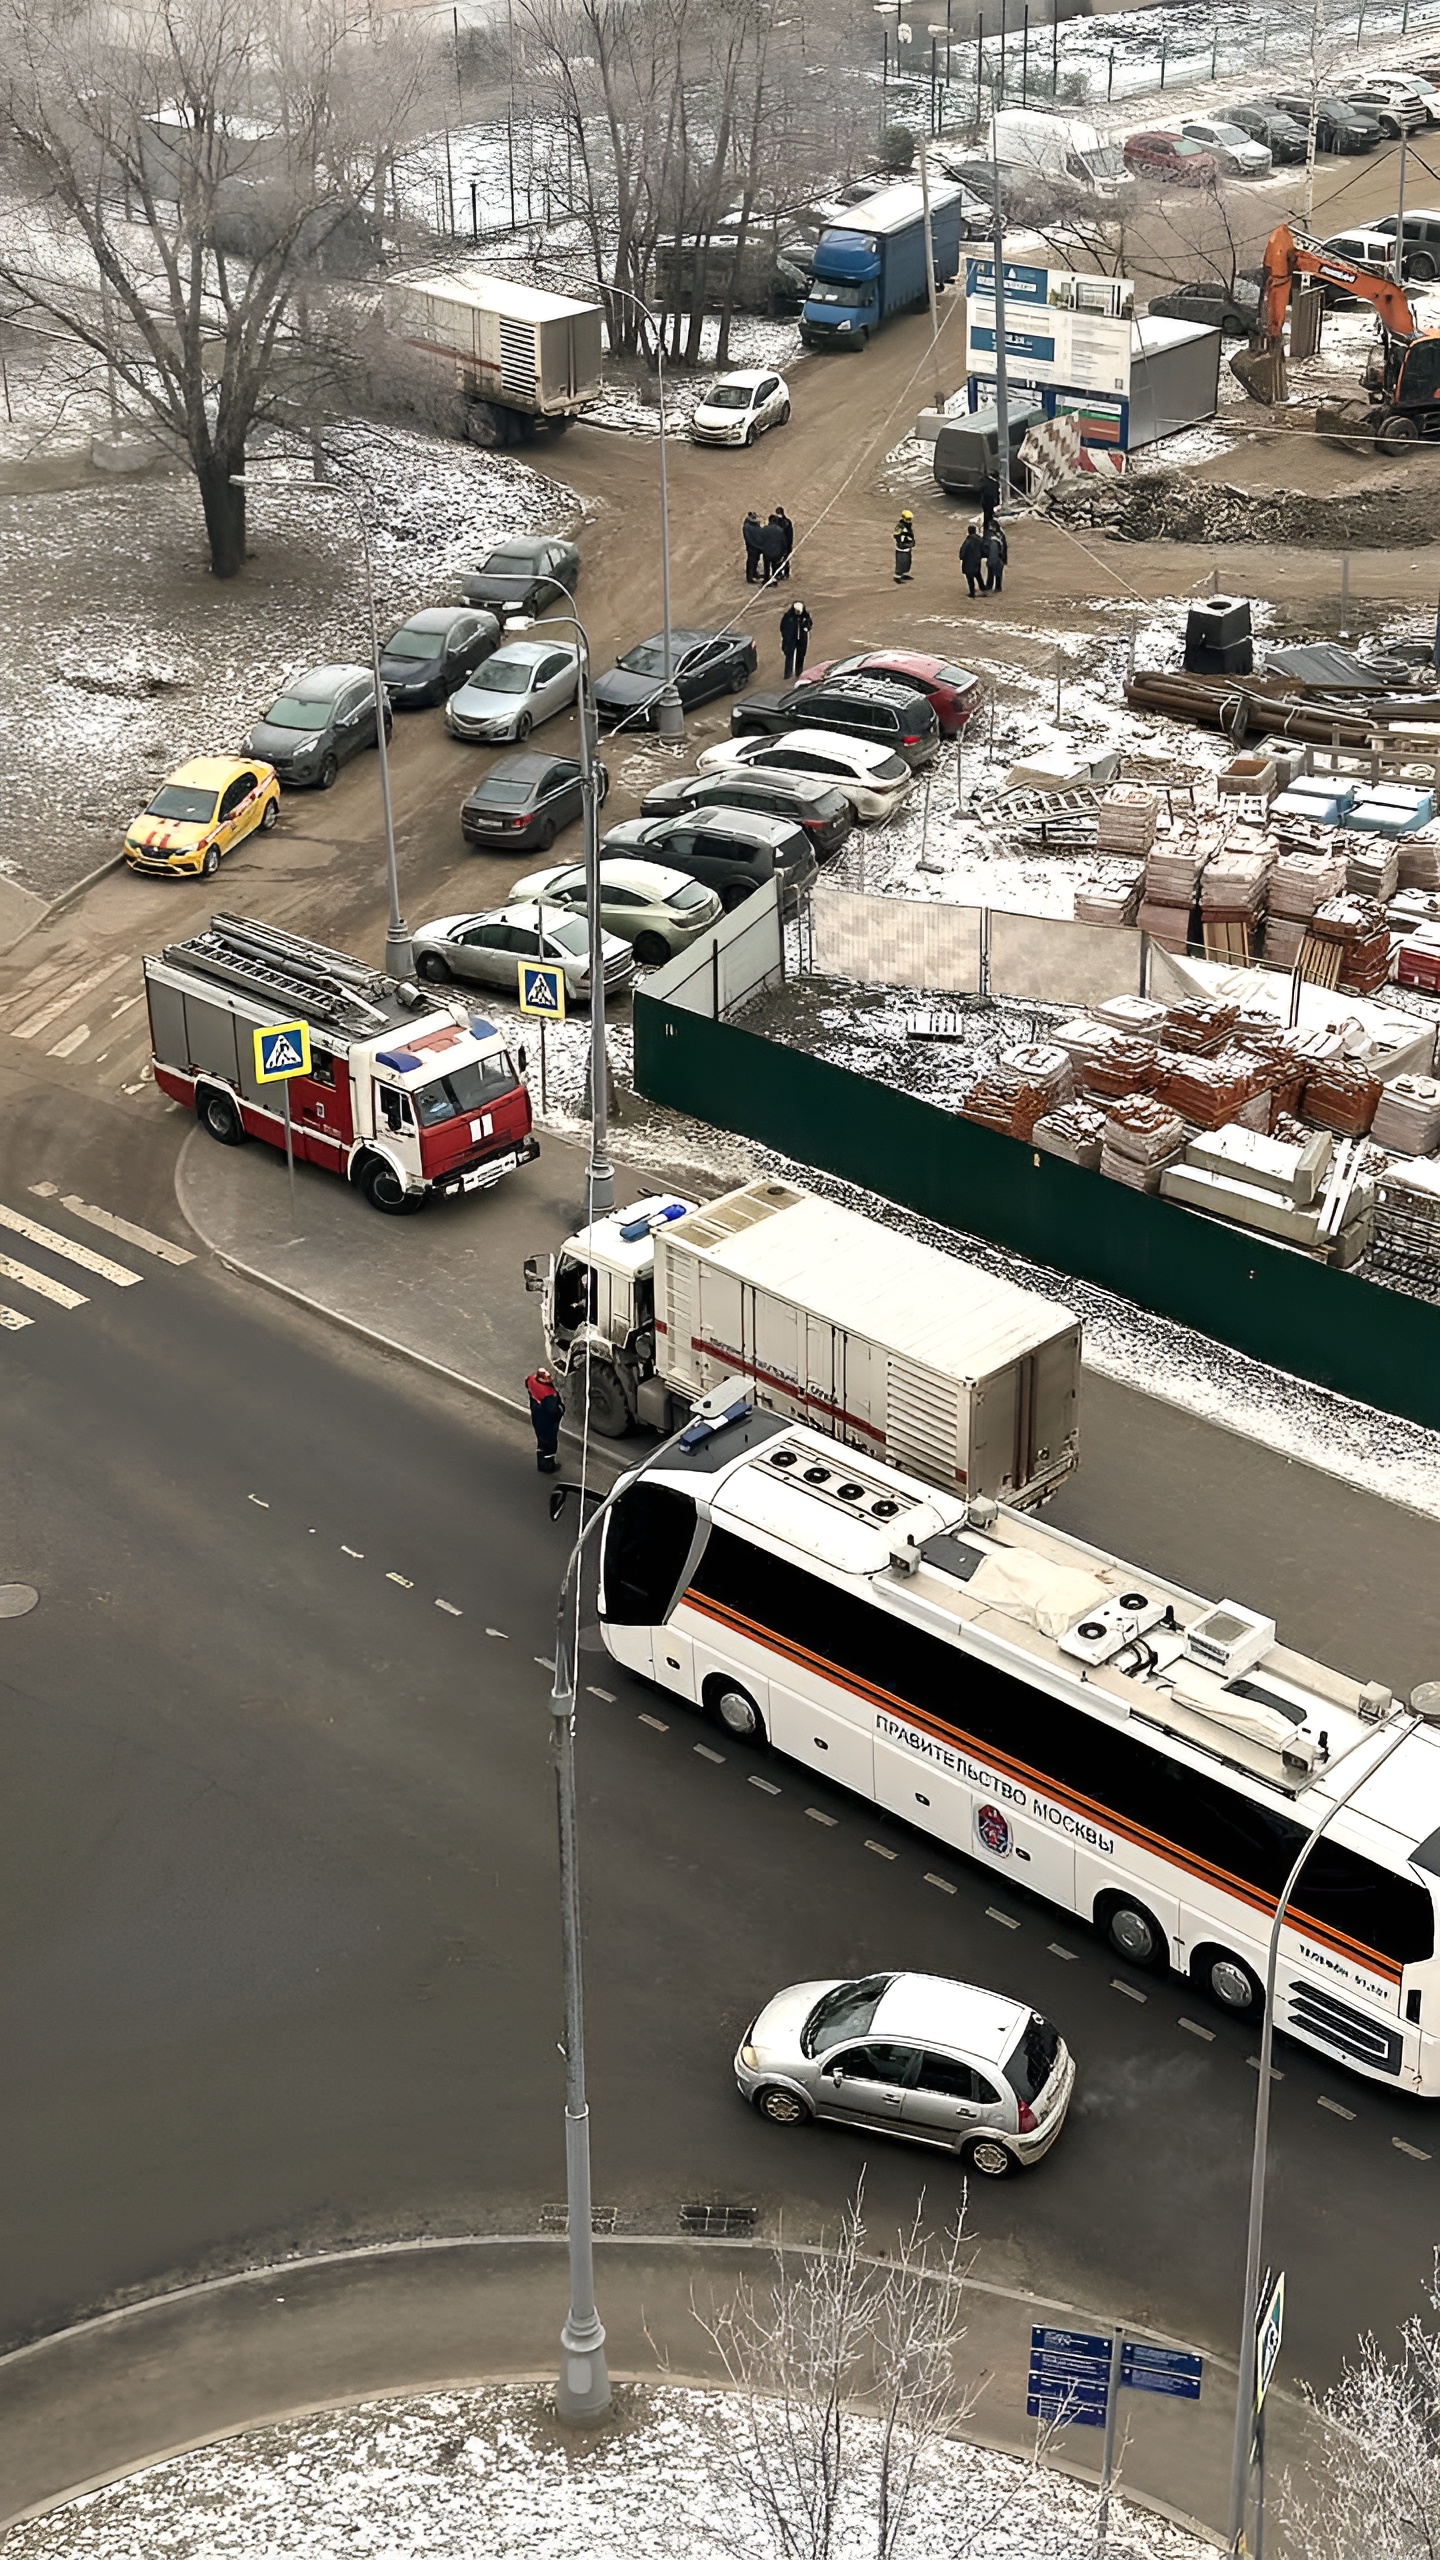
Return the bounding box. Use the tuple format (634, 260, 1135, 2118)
(0, 0, 431, 576)
(1284, 2255, 1440, 2560)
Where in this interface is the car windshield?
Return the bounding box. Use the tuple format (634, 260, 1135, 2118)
(619, 642, 667, 676)
(809, 281, 870, 306)
(802, 1974, 893, 2057)
(385, 628, 442, 660)
(413, 1053, 520, 1126)
(936, 662, 972, 686)
(670, 880, 713, 910)
(704, 384, 752, 409)
(545, 915, 592, 955)
(476, 780, 534, 805)
(1003, 2011, 1061, 2103)
(262, 696, 335, 730)
(145, 784, 215, 820)
(477, 661, 535, 694)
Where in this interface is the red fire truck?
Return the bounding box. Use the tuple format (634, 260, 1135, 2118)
(144, 915, 538, 1213)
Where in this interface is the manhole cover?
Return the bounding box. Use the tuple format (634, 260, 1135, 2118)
(538, 2203, 618, 2234)
(679, 2203, 757, 2237)
(0, 1586, 38, 1619)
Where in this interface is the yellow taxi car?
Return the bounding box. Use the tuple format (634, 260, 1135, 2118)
(123, 756, 281, 877)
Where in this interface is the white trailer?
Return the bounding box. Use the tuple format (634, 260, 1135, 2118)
(526, 1179, 1080, 1506)
(384, 268, 605, 445)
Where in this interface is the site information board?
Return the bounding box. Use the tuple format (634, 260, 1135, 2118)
(965, 259, 1134, 401)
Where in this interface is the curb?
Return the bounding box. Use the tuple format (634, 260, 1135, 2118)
(2, 852, 126, 956)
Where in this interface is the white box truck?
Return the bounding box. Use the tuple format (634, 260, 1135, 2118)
(525, 1179, 1080, 1506)
(384, 268, 604, 445)
(990, 110, 1135, 198)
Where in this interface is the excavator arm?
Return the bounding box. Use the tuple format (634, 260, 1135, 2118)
(1256, 221, 1417, 340)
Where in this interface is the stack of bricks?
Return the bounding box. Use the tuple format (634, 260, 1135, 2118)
(1371, 1074, 1440, 1156)
(1265, 846, 1346, 970)
(1159, 999, 1240, 1056)
(1074, 1035, 1162, 1102)
(1074, 864, 1144, 927)
(1138, 842, 1204, 953)
(1307, 896, 1393, 996)
(1399, 831, 1440, 893)
(1152, 1050, 1261, 1130)
(1301, 1058, 1384, 1139)
(1096, 785, 1160, 857)
(962, 1047, 1074, 1141)
(1200, 846, 1272, 962)
(1343, 837, 1401, 904)
(1100, 1096, 1188, 1193)
(1030, 1102, 1106, 1168)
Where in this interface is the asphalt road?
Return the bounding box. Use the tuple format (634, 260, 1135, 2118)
(1, 1095, 1438, 2408)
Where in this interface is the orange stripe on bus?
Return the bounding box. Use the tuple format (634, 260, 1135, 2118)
(679, 1588, 1402, 1986)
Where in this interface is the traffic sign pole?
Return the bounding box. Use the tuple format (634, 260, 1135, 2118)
(282, 1079, 297, 1236)
(1096, 2327, 1124, 2557)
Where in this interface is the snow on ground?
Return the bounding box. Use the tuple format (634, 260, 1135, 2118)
(3, 2382, 1211, 2560)
(584, 315, 805, 436)
(0, 421, 576, 902)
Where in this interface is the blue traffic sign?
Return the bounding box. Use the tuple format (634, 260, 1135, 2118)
(1027, 2393, 1106, 2428)
(253, 1019, 311, 1082)
(1031, 2327, 1110, 2365)
(518, 960, 566, 1020)
(1122, 2343, 1203, 2401)
(1028, 2326, 1114, 2428)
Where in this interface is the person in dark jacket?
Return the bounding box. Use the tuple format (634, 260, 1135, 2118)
(983, 520, 1009, 595)
(893, 510, 915, 582)
(958, 521, 986, 598)
(757, 514, 786, 583)
(742, 511, 764, 583)
(780, 598, 813, 680)
(977, 468, 1000, 536)
(770, 505, 794, 579)
(526, 1366, 564, 1473)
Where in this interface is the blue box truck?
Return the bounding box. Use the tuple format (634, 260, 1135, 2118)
(799, 179, 964, 349)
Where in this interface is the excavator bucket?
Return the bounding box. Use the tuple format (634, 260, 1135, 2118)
(1230, 341, 1287, 403)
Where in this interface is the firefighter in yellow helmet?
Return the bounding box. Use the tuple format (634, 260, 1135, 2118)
(893, 509, 916, 583)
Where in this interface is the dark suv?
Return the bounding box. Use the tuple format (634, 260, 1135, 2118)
(600, 805, 819, 912)
(1374, 208, 1440, 282)
(1262, 92, 1381, 150)
(1229, 101, 1309, 161)
(730, 673, 941, 768)
(638, 767, 853, 856)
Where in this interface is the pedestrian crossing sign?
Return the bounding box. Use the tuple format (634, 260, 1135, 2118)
(254, 1020, 312, 1081)
(518, 961, 566, 1021)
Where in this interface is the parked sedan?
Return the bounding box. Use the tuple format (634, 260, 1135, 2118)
(459, 534, 581, 616)
(1122, 131, 1219, 187)
(592, 627, 758, 730)
(379, 606, 501, 707)
(1177, 117, 1273, 176)
(445, 640, 581, 744)
(696, 730, 915, 823)
(1147, 278, 1262, 336)
(459, 749, 607, 853)
(510, 858, 722, 963)
(795, 649, 980, 737)
(690, 367, 791, 447)
(734, 1970, 1075, 2177)
(412, 901, 635, 1004)
(244, 662, 390, 789)
(639, 766, 854, 857)
(1229, 100, 1309, 161)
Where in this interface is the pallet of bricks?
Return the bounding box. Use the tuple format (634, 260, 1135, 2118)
(1200, 835, 1272, 963)
(1371, 1156, 1440, 1299)
(1137, 836, 1204, 954)
(1263, 839, 1345, 971)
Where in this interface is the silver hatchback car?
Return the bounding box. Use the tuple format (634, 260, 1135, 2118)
(735, 1970, 1074, 2179)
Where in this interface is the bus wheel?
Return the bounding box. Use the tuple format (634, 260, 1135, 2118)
(964, 2136, 1015, 2180)
(705, 1676, 767, 1747)
(1194, 1946, 1262, 2019)
(755, 2083, 809, 2126)
(1098, 1895, 1167, 1973)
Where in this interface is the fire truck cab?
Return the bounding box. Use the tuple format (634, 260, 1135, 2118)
(145, 914, 539, 1213)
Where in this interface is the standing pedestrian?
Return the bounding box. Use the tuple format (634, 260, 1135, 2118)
(780, 598, 813, 680)
(977, 466, 999, 537)
(983, 519, 1009, 596)
(892, 509, 915, 583)
(757, 513, 786, 584)
(770, 505, 794, 579)
(742, 510, 764, 583)
(526, 1365, 564, 1474)
(958, 520, 986, 597)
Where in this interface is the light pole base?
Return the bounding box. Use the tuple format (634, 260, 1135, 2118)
(385, 922, 415, 982)
(556, 2327, 611, 2424)
(655, 686, 685, 745)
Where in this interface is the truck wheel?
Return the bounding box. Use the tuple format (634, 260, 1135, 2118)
(576, 1355, 633, 1438)
(362, 1159, 422, 1215)
(465, 401, 502, 448)
(198, 1088, 246, 1146)
(1410, 249, 1438, 281)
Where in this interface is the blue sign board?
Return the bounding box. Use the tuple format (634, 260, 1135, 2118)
(969, 322, 1058, 366)
(517, 960, 566, 1020)
(1122, 2343, 1204, 2400)
(967, 257, 1050, 305)
(1028, 2326, 1112, 2427)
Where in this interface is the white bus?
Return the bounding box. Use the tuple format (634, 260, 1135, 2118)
(598, 1410, 1440, 2095)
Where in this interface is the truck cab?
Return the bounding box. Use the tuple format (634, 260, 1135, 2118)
(802, 227, 884, 343)
(525, 1195, 695, 1435)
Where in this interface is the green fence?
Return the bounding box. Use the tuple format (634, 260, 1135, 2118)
(633, 990, 1440, 1433)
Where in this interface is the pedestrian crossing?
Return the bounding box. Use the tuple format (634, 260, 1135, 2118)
(0, 1185, 193, 1337)
(0, 944, 157, 1098)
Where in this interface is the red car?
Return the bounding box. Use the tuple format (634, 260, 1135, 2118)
(793, 650, 980, 737)
(1122, 130, 1219, 188)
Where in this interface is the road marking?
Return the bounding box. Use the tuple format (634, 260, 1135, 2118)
(866, 1838, 897, 1860)
(341, 1544, 363, 1558)
(987, 1907, 1021, 1930)
(9, 959, 130, 1040)
(0, 1205, 141, 1286)
(1318, 2096, 1355, 2120)
(48, 1023, 91, 1059)
(1247, 2057, 1283, 2080)
(695, 1743, 725, 1763)
(1111, 1977, 1147, 2002)
(435, 1599, 462, 1617)
(248, 1496, 270, 1509)
(806, 1807, 837, 1827)
(587, 1686, 616, 1703)
(485, 1626, 508, 1639)
(58, 1196, 194, 1265)
(749, 1775, 781, 1795)
(535, 1653, 555, 1670)
(387, 1572, 414, 1589)
(1179, 2017, 1216, 2041)
(28, 1182, 57, 1198)
(1048, 1944, 1080, 1962)
(925, 1873, 957, 1894)
(0, 1304, 34, 1331)
(1394, 2138, 1431, 2161)
(109, 992, 145, 1019)
(0, 1254, 87, 1310)
(639, 1713, 669, 1732)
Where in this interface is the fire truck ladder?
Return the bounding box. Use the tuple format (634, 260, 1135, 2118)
(162, 915, 407, 1032)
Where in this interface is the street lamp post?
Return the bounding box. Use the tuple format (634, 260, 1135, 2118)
(595, 281, 683, 744)
(232, 470, 412, 980)
(520, 597, 614, 1219)
(1224, 1683, 1440, 2555)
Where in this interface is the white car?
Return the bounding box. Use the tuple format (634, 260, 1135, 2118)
(690, 368, 791, 448)
(1178, 118, 1273, 176)
(445, 640, 581, 744)
(696, 728, 915, 824)
(510, 858, 722, 963)
(1370, 70, 1440, 123)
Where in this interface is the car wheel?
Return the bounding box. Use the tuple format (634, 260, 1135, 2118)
(532, 817, 556, 853)
(754, 2084, 809, 2126)
(362, 1158, 420, 1215)
(1194, 1946, 1263, 2018)
(633, 931, 670, 966)
(198, 1088, 245, 1146)
(260, 799, 279, 831)
(1101, 1897, 1167, 1972)
(417, 950, 450, 983)
(201, 845, 220, 875)
(720, 880, 752, 911)
(730, 662, 750, 692)
(1412, 250, 1439, 281)
(777, 401, 791, 426)
(744, 421, 758, 446)
(705, 1676, 767, 1745)
(317, 753, 339, 790)
(963, 2137, 1015, 2180)
(514, 711, 533, 741)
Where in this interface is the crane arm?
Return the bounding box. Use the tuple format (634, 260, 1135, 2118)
(1258, 222, 1417, 340)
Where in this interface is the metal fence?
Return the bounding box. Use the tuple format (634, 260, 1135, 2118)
(808, 887, 1152, 1006)
(644, 876, 784, 1019)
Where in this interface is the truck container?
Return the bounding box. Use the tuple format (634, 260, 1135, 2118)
(527, 1178, 1080, 1505)
(799, 179, 964, 349)
(146, 914, 538, 1214)
(384, 268, 604, 445)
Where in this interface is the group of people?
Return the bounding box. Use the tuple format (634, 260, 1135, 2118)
(892, 470, 1010, 599)
(742, 507, 794, 583)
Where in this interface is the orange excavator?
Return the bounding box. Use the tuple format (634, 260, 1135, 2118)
(1232, 221, 1440, 450)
